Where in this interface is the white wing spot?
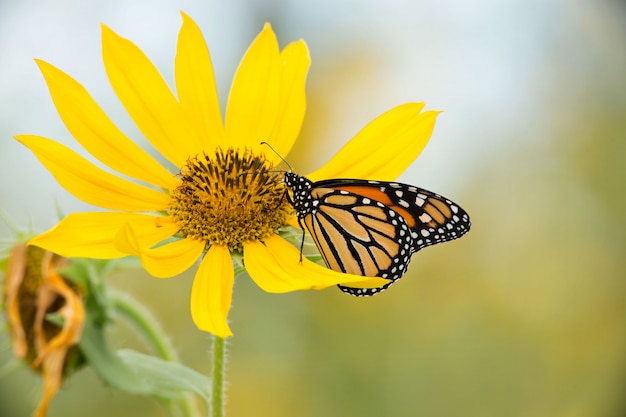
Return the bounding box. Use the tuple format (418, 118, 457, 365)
(419, 213, 432, 223)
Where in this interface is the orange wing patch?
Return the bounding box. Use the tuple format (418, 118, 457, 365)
(332, 185, 417, 227)
(425, 198, 452, 224)
(304, 215, 343, 272)
(356, 212, 396, 238)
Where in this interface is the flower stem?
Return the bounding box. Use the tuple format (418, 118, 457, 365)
(210, 336, 226, 417)
(111, 291, 177, 359)
(110, 290, 200, 417)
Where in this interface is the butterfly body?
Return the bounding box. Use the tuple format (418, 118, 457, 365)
(283, 172, 471, 296)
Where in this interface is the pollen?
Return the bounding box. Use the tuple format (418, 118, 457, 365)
(170, 148, 291, 251)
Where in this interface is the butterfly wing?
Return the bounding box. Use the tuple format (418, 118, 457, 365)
(314, 179, 472, 253)
(303, 184, 415, 296)
(304, 179, 471, 296)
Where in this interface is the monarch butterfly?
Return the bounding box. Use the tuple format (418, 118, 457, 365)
(283, 172, 471, 296)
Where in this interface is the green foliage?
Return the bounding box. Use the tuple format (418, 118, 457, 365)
(118, 350, 211, 403)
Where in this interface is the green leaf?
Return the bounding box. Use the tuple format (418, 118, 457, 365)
(118, 349, 211, 403)
(79, 320, 153, 395)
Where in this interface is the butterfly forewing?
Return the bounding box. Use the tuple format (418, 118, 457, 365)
(313, 179, 471, 253)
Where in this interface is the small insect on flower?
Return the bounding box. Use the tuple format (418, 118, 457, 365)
(283, 172, 471, 296)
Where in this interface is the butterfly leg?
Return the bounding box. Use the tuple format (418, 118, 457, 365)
(296, 217, 306, 263)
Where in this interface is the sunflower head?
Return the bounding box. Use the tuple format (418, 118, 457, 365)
(15, 12, 439, 338)
(170, 147, 291, 251)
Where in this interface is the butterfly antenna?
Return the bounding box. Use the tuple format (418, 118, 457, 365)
(260, 141, 293, 172)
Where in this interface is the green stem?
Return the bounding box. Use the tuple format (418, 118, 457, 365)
(111, 291, 177, 359)
(110, 290, 201, 417)
(210, 336, 226, 417)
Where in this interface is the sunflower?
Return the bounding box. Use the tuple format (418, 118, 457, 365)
(15, 13, 439, 337)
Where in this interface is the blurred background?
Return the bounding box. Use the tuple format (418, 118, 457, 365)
(1, 0, 625, 416)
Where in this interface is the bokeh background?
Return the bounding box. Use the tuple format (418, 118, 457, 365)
(1, 0, 625, 416)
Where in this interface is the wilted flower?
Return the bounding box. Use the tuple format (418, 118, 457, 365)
(3, 243, 85, 417)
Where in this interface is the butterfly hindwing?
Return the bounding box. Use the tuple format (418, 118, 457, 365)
(303, 185, 415, 296)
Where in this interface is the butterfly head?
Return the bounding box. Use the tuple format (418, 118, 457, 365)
(283, 172, 318, 218)
(283, 172, 309, 190)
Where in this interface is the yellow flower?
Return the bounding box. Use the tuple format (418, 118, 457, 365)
(15, 13, 439, 337)
(3, 244, 85, 417)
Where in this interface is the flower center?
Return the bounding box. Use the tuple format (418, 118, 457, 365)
(169, 148, 290, 251)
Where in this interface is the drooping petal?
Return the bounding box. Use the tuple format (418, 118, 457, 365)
(5, 244, 28, 358)
(35, 59, 176, 190)
(33, 251, 85, 417)
(101, 24, 203, 167)
(175, 12, 225, 149)
(307, 103, 440, 182)
(225, 23, 281, 154)
(35, 251, 85, 361)
(15, 135, 170, 211)
(34, 349, 65, 417)
(115, 223, 205, 278)
(29, 212, 179, 259)
(268, 40, 310, 160)
(244, 235, 388, 293)
(190, 245, 234, 337)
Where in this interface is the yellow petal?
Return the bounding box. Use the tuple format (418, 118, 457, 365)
(307, 103, 440, 182)
(268, 40, 310, 160)
(15, 135, 170, 211)
(35, 59, 176, 190)
(116, 223, 205, 278)
(175, 12, 225, 149)
(244, 235, 388, 293)
(285, 214, 300, 229)
(225, 23, 281, 154)
(101, 24, 203, 167)
(190, 245, 234, 337)
(29, 212, 178, 259)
